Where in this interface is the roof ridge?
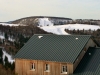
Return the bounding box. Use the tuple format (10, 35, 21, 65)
(34, 34, 91, 36)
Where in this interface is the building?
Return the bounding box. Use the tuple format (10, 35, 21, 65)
(14, 34, 97, 75)
(73, 47, 100, 75)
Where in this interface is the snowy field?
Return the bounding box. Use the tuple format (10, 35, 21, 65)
(0, 23, 26, 26)
(0, 23, 19, 26)
(38, 18, 53, 26)
(37, 18, 100, 35)
(40, 24, 100, 35)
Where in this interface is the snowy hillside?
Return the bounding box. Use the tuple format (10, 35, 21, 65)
(0, 18, 100, 63)
(38, 18, 53, 26)
(37, 18, 100, 35)
(0, 23, 26, 26)
(0, 35, 4, 39)
(0, 23, 19, 26)
(0, 18, 53, 27)
(2, 49, 15, 64)
(1, 19, 100, 35)
(40, 24, 100, 35)
(0, 33, 15, 42)
(11, 16, 72, 25)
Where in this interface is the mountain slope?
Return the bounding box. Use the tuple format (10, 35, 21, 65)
(39, 24, 100, 35)
(11, 16, 72, 26)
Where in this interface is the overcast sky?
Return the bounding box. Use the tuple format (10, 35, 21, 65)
(0, 0, 100, 22)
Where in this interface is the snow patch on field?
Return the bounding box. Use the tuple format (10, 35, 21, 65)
(0, 23, 19, 26)
(65, 24, 100, 30)
(0, 35, 5, 39)
(0, 35, 15, 42)
(40, 26, 69, 35)
(0, 23, 26, 26)
(8, 37, 15, 42)
(40, 24, 100, 35)
(2, 50, 15, 64)
(38, 18, 53, 26)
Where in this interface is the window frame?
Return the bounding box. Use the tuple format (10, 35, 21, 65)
(45, 64, 50, 72)
(30, 62, 35, 71)
(61, 65, 67, 74)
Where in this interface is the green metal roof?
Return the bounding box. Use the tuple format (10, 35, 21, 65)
(73, 47, 100, 75)
(14, 34, 91, 63)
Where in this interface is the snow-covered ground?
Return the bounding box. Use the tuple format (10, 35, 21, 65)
(38, 18, 53, 26)
(40, 24, 100, 35)
(65, 24, 100, 30)
(8, 37, 15, 42)
(40, 25, 69, 35)
(38, 18, 100, 35)
(0, 23, 19, 26)
(0, 23, 26, 26)
(0, 35, 5, 39)
(0, 35, 15, 42)
(2, 49, 15, 64)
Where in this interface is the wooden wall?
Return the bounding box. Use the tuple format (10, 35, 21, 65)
(15, 59, 73, 75)
(85, 38, 97, 49)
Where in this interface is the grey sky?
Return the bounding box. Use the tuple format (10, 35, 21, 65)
(0, 0, 100, 22)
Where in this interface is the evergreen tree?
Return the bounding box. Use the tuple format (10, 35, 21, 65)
(5, 32, 8, 40)
(4, 56, 8, 63)
(3, 39, 5, 44)
(4, 56, 9, 70)
(4, 56, 12, 70)
(0, 48, 3, 64)
(11, 62, 15, 71)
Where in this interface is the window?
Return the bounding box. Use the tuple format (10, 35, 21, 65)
(62, 66, 67, 73)
(30, 63, 35, 70)
(45, 64, 50, 71)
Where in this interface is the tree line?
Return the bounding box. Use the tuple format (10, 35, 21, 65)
(65, 29, 100, 46)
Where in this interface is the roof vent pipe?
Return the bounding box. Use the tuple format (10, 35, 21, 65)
(38, 36, 43, 39)
(76, 38, 78, 40)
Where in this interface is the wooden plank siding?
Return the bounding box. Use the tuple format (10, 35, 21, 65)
(15, 59, 73, 75)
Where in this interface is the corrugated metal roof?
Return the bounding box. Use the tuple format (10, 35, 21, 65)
(14, 34, 91, 63)
(73, 47, 100, 75)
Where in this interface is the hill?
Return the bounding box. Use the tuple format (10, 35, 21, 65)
(11, 16, 72, 26)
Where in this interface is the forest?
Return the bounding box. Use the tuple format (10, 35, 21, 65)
(65, 28, 100, 46)
(0, 24, 52, 75)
